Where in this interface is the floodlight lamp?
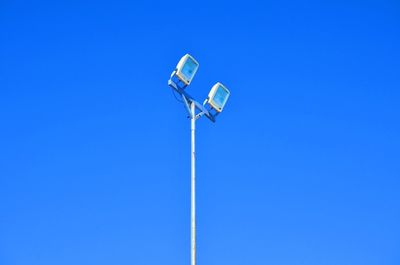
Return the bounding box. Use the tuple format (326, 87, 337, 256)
(207, 82, 230, 112)
(175, 54, 199, 85)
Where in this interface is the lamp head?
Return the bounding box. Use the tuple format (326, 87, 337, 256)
(175, 54, 199, 85)
(207, 82, 230, 112)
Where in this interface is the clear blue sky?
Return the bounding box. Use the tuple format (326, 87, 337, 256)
(1, 0, 399, 264)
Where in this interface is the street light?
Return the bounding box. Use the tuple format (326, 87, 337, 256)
(168, 54, 230, 265)
(207, 82, 231, 113)
(175, 54, 199, 85)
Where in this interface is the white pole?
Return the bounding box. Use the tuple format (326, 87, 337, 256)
(190, 102, 196, 265)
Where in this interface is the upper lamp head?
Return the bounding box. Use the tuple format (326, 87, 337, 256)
(207, 82, 230, 112)
(175, 54, 199, 85)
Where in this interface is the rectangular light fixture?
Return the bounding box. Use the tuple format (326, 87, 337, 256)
(207, 82, 230, 112)
(175, 54, 199, 85)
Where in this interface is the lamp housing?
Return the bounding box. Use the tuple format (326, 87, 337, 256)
(175, 54, 199, 85)
(207, 82, 230, 112)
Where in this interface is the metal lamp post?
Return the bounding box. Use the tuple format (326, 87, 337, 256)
(168, 54, 230, 265)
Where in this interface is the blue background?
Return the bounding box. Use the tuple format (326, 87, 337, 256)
(1, 1, 399, 264)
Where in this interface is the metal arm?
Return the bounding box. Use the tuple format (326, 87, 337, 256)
(168, 73, 216, 123)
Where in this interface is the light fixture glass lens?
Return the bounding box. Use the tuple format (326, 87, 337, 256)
(213, 86, 229, 109)
(181, 57, 197, 81)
